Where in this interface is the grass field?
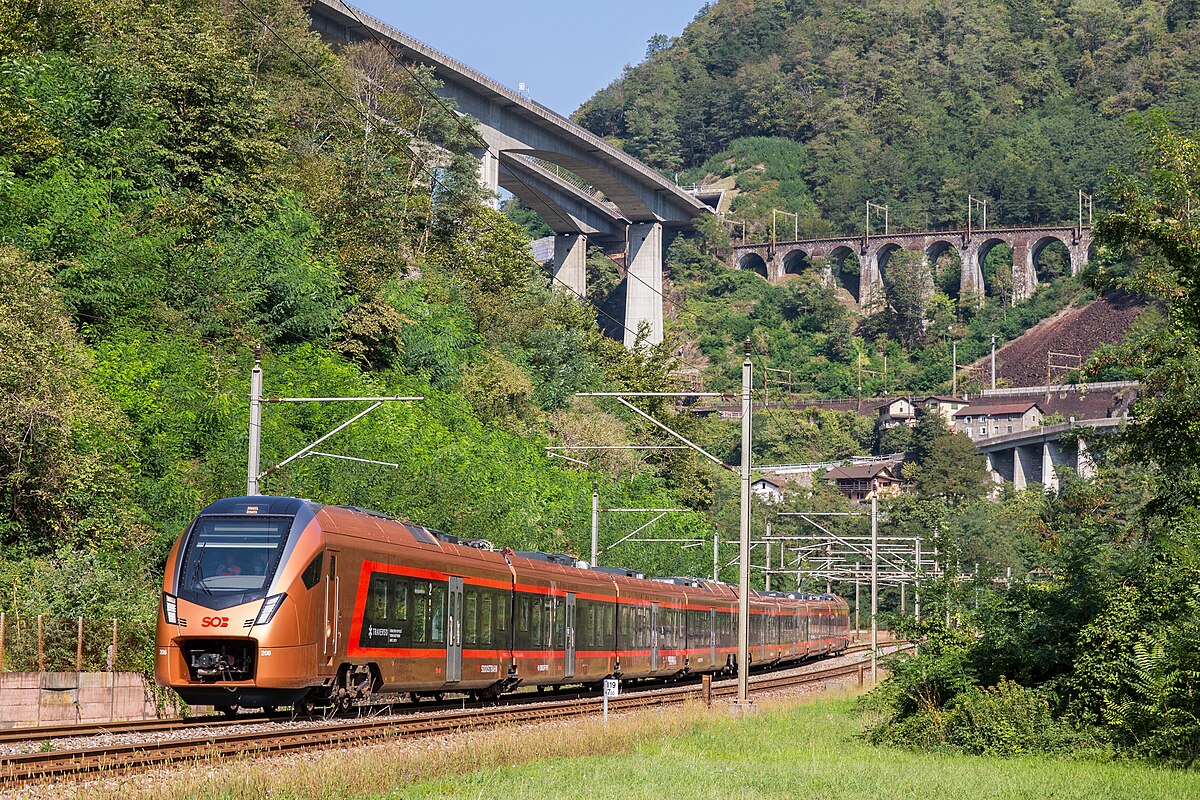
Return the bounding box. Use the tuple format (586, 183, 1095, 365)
(394, 696, 1200, 800)
(74, 692, 1200, 800)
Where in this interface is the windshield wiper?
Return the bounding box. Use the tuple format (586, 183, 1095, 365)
(190, 542, 212, 595)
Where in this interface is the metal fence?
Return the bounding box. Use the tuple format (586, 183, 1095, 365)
(0, 613, 155, 674)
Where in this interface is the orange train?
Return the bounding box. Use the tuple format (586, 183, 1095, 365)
(155, 496, 850, 712)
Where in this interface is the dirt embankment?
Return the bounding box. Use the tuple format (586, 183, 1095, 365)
(985, 295, 1147, 387)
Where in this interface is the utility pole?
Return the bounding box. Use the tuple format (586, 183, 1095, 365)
(713, 527, 720, 581)
(247, 345, 264, 495)
(952, 341, 958, 396)
(914, 537, 922, 622)
(991, 334, 997, 391)
(591, 482, 600, 567)
(736, 339, 753, 709)
(854, 577, 860, 638)
(764, 523, 772, 592)
(870, 494, 878, 685)
(246, 347, 421, 496)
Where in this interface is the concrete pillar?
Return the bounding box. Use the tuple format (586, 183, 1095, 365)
(1077, 438, 1096, 480)
(475, 148, 499, 209)
(859, 246, 885, 314)
(1012, 239, 1036, 302)
(625, 222, 663, 348)
(959, 240, 986, 306)
(984, 451, 1003, 498)
(553, 233, 587, 297)
(1042, 441, 1060, 492)
(1013, 445, 1034, 491)
(1069, 237, 1090, 276)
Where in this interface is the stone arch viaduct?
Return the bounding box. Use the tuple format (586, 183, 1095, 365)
(730, 226, 1094, 308)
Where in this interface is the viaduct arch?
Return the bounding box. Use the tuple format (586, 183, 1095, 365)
(729, 226, 1093, 309)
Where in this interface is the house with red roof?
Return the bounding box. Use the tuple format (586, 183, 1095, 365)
(953, 401, 1044, 441)
(824, 462, 906, 501)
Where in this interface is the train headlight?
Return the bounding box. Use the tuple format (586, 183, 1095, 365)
(254, 593, 287, 626)
(163, 593, 178, 625)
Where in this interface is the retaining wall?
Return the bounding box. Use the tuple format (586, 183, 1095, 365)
(0, 671, 160, 728)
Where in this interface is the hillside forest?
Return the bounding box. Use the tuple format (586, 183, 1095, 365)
(2, 0, 1200, 767)
(567, 0, 1200, 765)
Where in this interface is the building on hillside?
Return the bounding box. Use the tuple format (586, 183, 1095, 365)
(875, 398, 917, 430)
(922, 395, 969, 425)
(823, 463, 905, 502)
(751, 477, 784, 504)
(954, 401, 1044, 441)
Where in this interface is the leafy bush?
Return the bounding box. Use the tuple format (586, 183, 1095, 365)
(944, 679, 1084, 757)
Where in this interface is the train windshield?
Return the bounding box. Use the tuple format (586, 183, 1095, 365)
(176, 516, 292, 608)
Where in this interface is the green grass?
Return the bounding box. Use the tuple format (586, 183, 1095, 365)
(394, 698, 1200, 800)
(80, 694, 1200, 800)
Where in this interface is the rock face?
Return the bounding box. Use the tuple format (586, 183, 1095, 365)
(986, 295, 1148, 388)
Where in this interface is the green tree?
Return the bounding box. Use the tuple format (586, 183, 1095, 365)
(905, 432, 991, 504)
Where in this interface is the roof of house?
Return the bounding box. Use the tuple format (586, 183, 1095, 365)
(824, 463, 901, 481)
(953, 402, 1042, 418)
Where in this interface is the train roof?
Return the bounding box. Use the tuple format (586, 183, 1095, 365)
(211, 498, 844, 605)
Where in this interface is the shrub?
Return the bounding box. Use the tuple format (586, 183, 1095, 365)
(944, 679, 1080, 756)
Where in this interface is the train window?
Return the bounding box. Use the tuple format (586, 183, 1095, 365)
(392, 579, 409, 621)
(518, 596, 530, 633)
(430, 585, 445, 643)
(412, 583, 428, 644)
(531, 597, 543, 647)
(465, 591, 478, 646)
(301, 553, 323, 590)
(554, 598, 565, 649)
(368, 575, 388, 622)
(480, 594, 493, 646)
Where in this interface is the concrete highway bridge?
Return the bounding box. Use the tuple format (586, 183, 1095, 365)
(975, 417, 1119, 491)
(308, 0, 712, 347)
(730, 226, 1094, 308)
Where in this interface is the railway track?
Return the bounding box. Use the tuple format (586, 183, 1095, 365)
(0, 642, 884, 749)
(0, 647, 900, 785)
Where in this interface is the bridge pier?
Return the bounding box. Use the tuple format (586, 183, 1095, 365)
(860, 245, 885, 313)
(475, 148, 500, 210)
(960, 239, 987, 306)
(1013, 445, 1041, 491)
(553, 233, 587, 297)
(1012, 240, 1036, 303)
(1077, 438, 1096, 480)
(1042, 441, 1063, 491)
(1069, 238, 1091, 276)
(625, 222, 663, 347)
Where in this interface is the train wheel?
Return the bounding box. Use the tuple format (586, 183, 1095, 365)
(216, 704, 239, 718)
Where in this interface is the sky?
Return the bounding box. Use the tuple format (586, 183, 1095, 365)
(350, 0, 709, 117)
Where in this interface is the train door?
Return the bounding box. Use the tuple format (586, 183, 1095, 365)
(650, 603, 660, 671)
(446, 577, 463, 682)
(709, 608, 717, 666)
(564, 593, 576, 678)
(322, 550, 340, 660)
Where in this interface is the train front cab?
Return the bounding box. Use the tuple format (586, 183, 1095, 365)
(155, 497, 324, 710)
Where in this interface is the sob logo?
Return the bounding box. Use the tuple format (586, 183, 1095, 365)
(201, 616, 230, 628)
